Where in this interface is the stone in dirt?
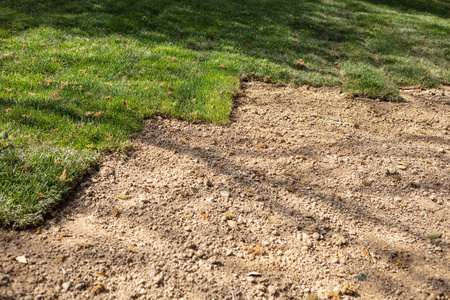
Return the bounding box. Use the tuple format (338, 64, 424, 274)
(246, 272, 262, 277)
(15, 256, 27, 264)
(220, 190, 230, 197)
(331, 234, 347, 246)
(62, 282, 71, 291)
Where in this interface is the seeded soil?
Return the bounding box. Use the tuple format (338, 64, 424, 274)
(1, 82, 449, 300)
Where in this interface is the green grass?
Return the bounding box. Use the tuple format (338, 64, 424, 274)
(1, 0, 449, 228)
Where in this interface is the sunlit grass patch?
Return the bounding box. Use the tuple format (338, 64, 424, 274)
(0, 146, 97, 228)
(343, 62, 400, 101)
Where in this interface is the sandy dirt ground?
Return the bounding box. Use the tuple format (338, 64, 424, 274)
(1, 81, 449, 300)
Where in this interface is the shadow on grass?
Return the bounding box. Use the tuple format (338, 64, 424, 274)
(2, 0, 447, 77)
(0, 0, 346, 67)
(360, 0, 449, 18)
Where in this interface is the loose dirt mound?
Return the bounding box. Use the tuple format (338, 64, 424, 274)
(1, 82, 449, 300)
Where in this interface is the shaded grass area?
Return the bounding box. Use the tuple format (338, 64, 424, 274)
(0, 0, 449, 227)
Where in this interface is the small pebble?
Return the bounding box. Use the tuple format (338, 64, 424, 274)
(62, 282, 71, 291)
(256, 284, 267, 292)
(246, 272, 262, 277)
(268, 285, 277, 295)
(220, 190, 230, 197)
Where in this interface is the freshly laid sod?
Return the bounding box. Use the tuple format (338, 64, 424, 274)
(0, 0, 449, 227)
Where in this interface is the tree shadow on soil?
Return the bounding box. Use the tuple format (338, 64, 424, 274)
(126, 117, 449, 297)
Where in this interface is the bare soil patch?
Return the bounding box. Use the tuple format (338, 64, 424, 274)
(1, 82, 449, 300)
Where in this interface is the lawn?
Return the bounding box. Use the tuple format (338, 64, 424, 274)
(1, 0, 449, 228)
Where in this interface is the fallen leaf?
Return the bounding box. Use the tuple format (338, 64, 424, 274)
(257, 143, 268, 149)
(56, 234, 73, 241)
(90, 282, 106, 294)
(394, 258, 408, 269)
(245, 189, 256, 195)
(224, 211, 235, 220)
(76, 243, 91, 250)
(254, 170, 265, 177)
(35, 192, 46, 198)
(272, 130, 283, 136)
(341, 283, 357, 296)
(112, 207, 119, 217)
(326, 290, 340, 300)
(245, 246, 265, 256)
(117, 194, 130, 200)
(362, 180, 373, 186)
(396, 201, 407, 207)
(56, 255, 67, 263)
(57, 169, 68, 182)
(93, 111, 102, 118)
(177, 190, 187, 197)
(286, 186, 298, 193)
(127, 247, 138, 253)
(362, 247, 371, 259)
(308, 293, 318, 300)
(299, 178, 312, 186)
